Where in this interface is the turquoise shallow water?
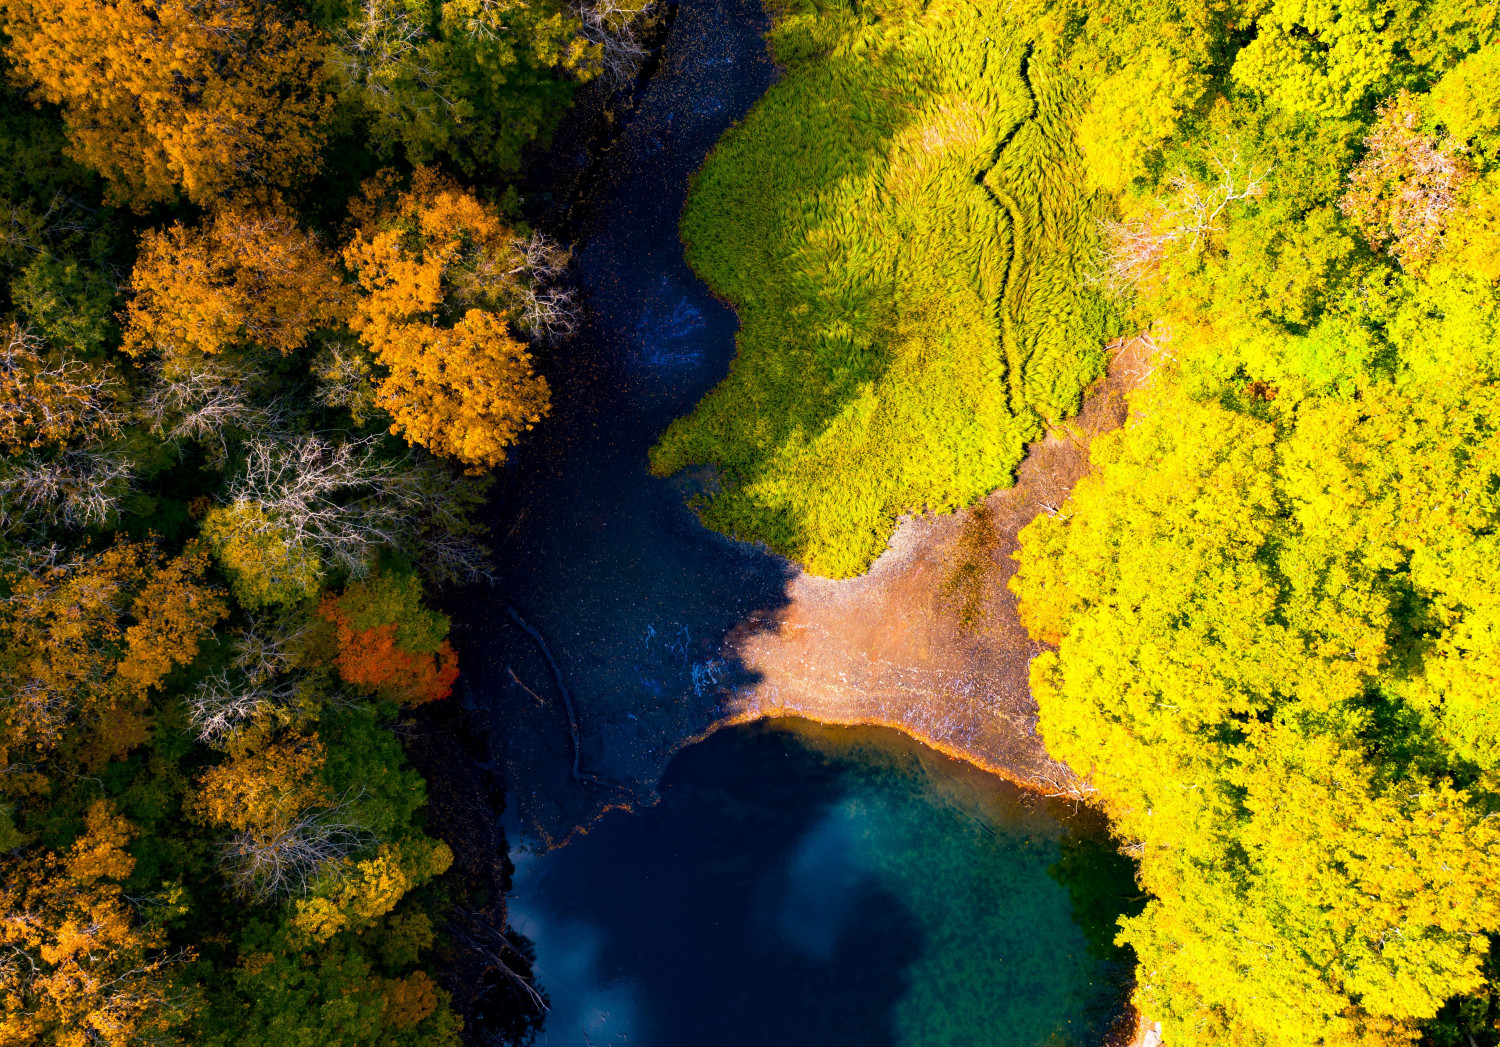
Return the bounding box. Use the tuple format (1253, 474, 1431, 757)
(507, 719, 1133, 1047)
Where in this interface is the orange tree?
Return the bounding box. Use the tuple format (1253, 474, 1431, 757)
(124, 207, 349, 359)
(314, 569, 460, 706)
(342, 168, 552, 471)
(0, 0, 329, 208)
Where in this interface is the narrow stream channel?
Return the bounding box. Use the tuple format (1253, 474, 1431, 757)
(467, 0, 790, 844)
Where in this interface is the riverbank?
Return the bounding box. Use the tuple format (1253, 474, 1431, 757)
(478, 329, 1151, 848)
(461, 0, 1152, 848)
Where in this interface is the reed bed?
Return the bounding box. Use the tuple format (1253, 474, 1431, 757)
(650, 0, 1115, 576)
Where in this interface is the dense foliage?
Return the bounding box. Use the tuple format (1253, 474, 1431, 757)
(0, 0, 653, 1041)
(1008, 0, 1500, 1043)
(649, 0, 1118, 577)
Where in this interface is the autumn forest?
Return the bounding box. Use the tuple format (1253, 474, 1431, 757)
(1, 0, 1499, 1044)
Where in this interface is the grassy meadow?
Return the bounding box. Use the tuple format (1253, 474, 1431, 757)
(649, 0, 1116, 577)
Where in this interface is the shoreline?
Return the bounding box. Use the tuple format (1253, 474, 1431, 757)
(495, 333, 1155, 852)
(593, 334, 1153, 812)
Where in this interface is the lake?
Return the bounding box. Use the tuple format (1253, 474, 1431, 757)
(507, 720, 1133, 1047)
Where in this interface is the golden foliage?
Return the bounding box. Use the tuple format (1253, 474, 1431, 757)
(343, 169, 550, 471)
(0, 0, 330, 208)
(0, 803, 189, 1047)
(380, 971, 441, 1029)
(193, 734, 331, 837)
(289, 839, 453, 945)
(64, 801, 135, 884)
(0, 541, 225, 772)
(371, 310, 549, 473)
(115, 541, 227, 696)
(123, 208, 348, 358)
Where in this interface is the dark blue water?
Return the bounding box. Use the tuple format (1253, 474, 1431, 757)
(464, 0, 793, 843)
(508, 721, 1130, 1047)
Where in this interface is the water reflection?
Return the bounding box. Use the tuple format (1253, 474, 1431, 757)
(508, 720, 1130, 1047)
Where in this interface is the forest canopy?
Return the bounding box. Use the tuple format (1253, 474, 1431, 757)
(0, 0, 653, 1039)
(1005, 0, 1500, 1043)
(4, 0, 1500, 1042)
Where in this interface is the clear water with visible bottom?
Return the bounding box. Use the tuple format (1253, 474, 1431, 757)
(508, 719, 1132, 1047)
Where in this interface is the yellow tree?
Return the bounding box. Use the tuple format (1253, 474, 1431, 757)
(343, 169, 553, 471)
(192, 730, 373, 898)
(194, 733, 332, 837)
(0, 801, 191, 1047)
(1011, 373, 1500, 1047)
(0, 0, 329, 208)
(123, 208, 348, 359)
(0, 541, 226, 777)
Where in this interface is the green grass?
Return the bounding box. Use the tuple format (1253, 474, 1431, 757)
(649, 0, 1117, 577)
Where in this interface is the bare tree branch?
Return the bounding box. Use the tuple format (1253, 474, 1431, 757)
(1094, 142, 1271, 293)
(186, 669, 303, 747)
(571, 0, 657, 89)
(0, 448, 133, 530)
(221, 799, 374, 899)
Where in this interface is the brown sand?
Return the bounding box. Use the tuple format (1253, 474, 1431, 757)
(707, 335, 1152, 790)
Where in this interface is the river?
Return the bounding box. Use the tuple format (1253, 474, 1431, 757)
(507, 720, 1132, 1047)
(452, 0, 1138, 1039)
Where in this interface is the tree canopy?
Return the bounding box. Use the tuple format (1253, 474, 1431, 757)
(1009, 0, 1500, 1041)
(0, 0, 638, 1035)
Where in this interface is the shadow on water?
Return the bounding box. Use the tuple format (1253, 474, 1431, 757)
(507, 720, 1134, 1047)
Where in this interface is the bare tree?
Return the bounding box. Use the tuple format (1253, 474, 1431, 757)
(0, 323, 120, 452)
(1096, 144, 1271, 293)
(221, 802, 373, 899)
(224, 435, 423, 579)
(508, 232, 580, 343)
(380, 454, 494, 583)
(333, 0, 426, 90)
(216, 436, 494, 587)
(572, 0, 657, 89)
(312, 342, 379, 425)
(0, 448, 133, 530)
(332, 0, 457, 119)
(444, 228, 581, 344)
(231, 615, 308, 685)
(512, 230, 569, 282)
(1341, 91, 1471, 269)
(186, 670, 303, 747)
(519, 285, 581, 343)
(417, 528, 493, 585)
(138, 353, 287, 463)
